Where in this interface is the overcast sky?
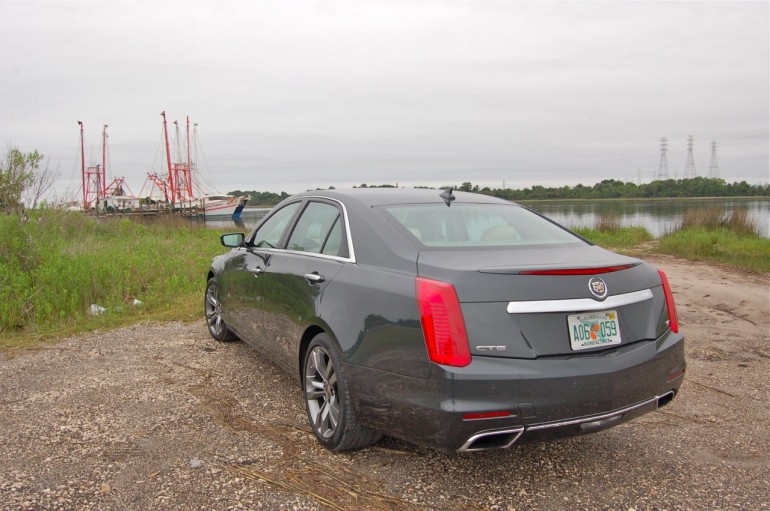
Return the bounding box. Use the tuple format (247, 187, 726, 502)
(1, 1, 768, 199)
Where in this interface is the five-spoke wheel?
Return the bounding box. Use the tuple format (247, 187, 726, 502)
(205, 277, 237, 342)
(304, 345, 339, 439)
(302, 334, 381, 450)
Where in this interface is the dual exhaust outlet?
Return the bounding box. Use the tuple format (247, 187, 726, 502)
(459, 390, 676, 452)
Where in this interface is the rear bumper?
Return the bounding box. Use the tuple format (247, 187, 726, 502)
(348, 329, 685, 452)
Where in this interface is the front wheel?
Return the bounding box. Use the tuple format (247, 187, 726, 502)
(303, 334, 381, 451)
(204, 277, 237, 342)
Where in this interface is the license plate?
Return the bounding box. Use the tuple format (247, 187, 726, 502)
(568, 310, 622, 351)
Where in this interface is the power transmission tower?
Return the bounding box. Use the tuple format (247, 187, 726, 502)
(684, 135, 697, 178)
(656, 137, 669, 180)
(707, 141, 720, 178)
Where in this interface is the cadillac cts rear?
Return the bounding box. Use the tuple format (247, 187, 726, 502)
(205, 189, 685, 452)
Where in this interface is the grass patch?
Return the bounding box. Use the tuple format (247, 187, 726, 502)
(0, 211, 231, 349)
(655, 207, 770, 273)
(657, 227, 770, 273)
(572, 214, 653, 249)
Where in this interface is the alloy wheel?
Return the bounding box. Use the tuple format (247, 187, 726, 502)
(205, 284, 225, 338)
(304, 346, 339, 439)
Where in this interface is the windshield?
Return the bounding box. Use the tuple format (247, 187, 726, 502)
(380, 203, 583, 248)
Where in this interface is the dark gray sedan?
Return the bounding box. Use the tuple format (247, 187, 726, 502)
(205, 189, 685, 452)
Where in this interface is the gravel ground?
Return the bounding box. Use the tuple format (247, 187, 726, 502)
(1, 255, 768, 511)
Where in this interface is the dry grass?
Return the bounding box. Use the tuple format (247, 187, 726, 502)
(593, 213, 622, 232)
(675, 206, 761, 237)
(658, 206, 769, 273)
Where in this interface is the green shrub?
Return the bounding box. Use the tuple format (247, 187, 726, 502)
(0, 210, 228, 336)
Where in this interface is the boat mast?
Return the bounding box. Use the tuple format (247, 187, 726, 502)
(161, 111, 175, 205)
(79, 121, 86, 209)
(186, 116, 193, 199)
(101, 124, 108, 198)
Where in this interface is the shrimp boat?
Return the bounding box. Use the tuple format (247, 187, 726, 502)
(199, 195, 247, 218)
(141, 112, 247, 220)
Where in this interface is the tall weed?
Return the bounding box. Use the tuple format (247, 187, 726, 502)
(673, 206, 761, 237)
(659, 206, 768, 273)
(0, 210, 226, 335)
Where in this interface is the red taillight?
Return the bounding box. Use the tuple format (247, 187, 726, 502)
(415, 277, 471, 367)
(463, 411, 511, 421)
(520, 264, 638, 276)
(658, 269, 679, 334)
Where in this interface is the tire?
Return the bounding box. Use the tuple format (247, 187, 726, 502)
(303, 333, 381, 451)
(204, 277, 238, 342)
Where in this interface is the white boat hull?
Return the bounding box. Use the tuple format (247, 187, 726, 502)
(202, 196, 247, 219)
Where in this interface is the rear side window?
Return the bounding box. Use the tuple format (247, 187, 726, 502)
(381, 203, 581, 247)
(287, 201, 348, 258)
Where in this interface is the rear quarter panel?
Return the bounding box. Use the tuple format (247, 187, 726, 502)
(319, 263, 431, 380)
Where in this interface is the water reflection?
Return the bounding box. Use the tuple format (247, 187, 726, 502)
(204, 207, 271, 232)
(525, 199, 769, 238)
(205, 201, 770, 239)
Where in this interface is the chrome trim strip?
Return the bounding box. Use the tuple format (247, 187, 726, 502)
(246, 247, 353, 264)
(458, 427, 524, 452)
(506, 288, 653, 314)
(526, 392, 670, 432)
(247, 196, 357, 264)
(458, 391, 676, 451)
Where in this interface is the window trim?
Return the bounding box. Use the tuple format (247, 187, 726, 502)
(247, 196, 357, 264)
(247, 199, 304, 249)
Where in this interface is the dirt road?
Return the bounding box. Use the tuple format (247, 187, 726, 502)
(1, 255, 768, 510)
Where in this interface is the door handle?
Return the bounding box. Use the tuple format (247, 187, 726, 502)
(304, 272, 325, 285)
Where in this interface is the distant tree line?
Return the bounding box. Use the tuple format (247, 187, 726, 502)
(229, 189, 290, 206)
(231, 177, 769, 206)
(354, 177, 769, 200)
(475, 177, 769, 200)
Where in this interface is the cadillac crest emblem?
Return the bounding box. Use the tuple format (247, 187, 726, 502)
(588, 277, 608, 300)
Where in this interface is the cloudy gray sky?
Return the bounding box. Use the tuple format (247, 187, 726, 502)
(1, 0, 768, 198)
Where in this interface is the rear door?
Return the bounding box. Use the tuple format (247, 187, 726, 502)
(255, 200, 349, 371)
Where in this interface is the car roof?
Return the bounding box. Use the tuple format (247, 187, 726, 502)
(294, 188, 515, 207)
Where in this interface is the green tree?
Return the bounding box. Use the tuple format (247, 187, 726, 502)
(0, 146, 43, 214)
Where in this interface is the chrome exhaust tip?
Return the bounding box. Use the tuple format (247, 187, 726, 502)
(657, 390, 676, 409)
(458, 427, 524, 452)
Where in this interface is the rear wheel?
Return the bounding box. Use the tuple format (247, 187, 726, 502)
(205, 278, 237, 342)
(303, 333, 381, 451)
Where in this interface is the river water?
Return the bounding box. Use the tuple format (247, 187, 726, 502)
(207, 198, 769, 238)
(524, 198, 770, 238)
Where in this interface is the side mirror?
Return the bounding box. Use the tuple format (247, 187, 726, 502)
(220, 232, 245, 248)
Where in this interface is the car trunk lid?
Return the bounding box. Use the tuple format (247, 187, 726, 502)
(416, 244, 667, 359)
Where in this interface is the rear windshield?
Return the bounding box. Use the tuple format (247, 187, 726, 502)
(380, 203, 582, 248)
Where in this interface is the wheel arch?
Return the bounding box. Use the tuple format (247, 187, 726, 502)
(298, 324, 326, 383)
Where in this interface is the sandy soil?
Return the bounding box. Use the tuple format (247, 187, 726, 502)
(0, 255, 768, 510)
